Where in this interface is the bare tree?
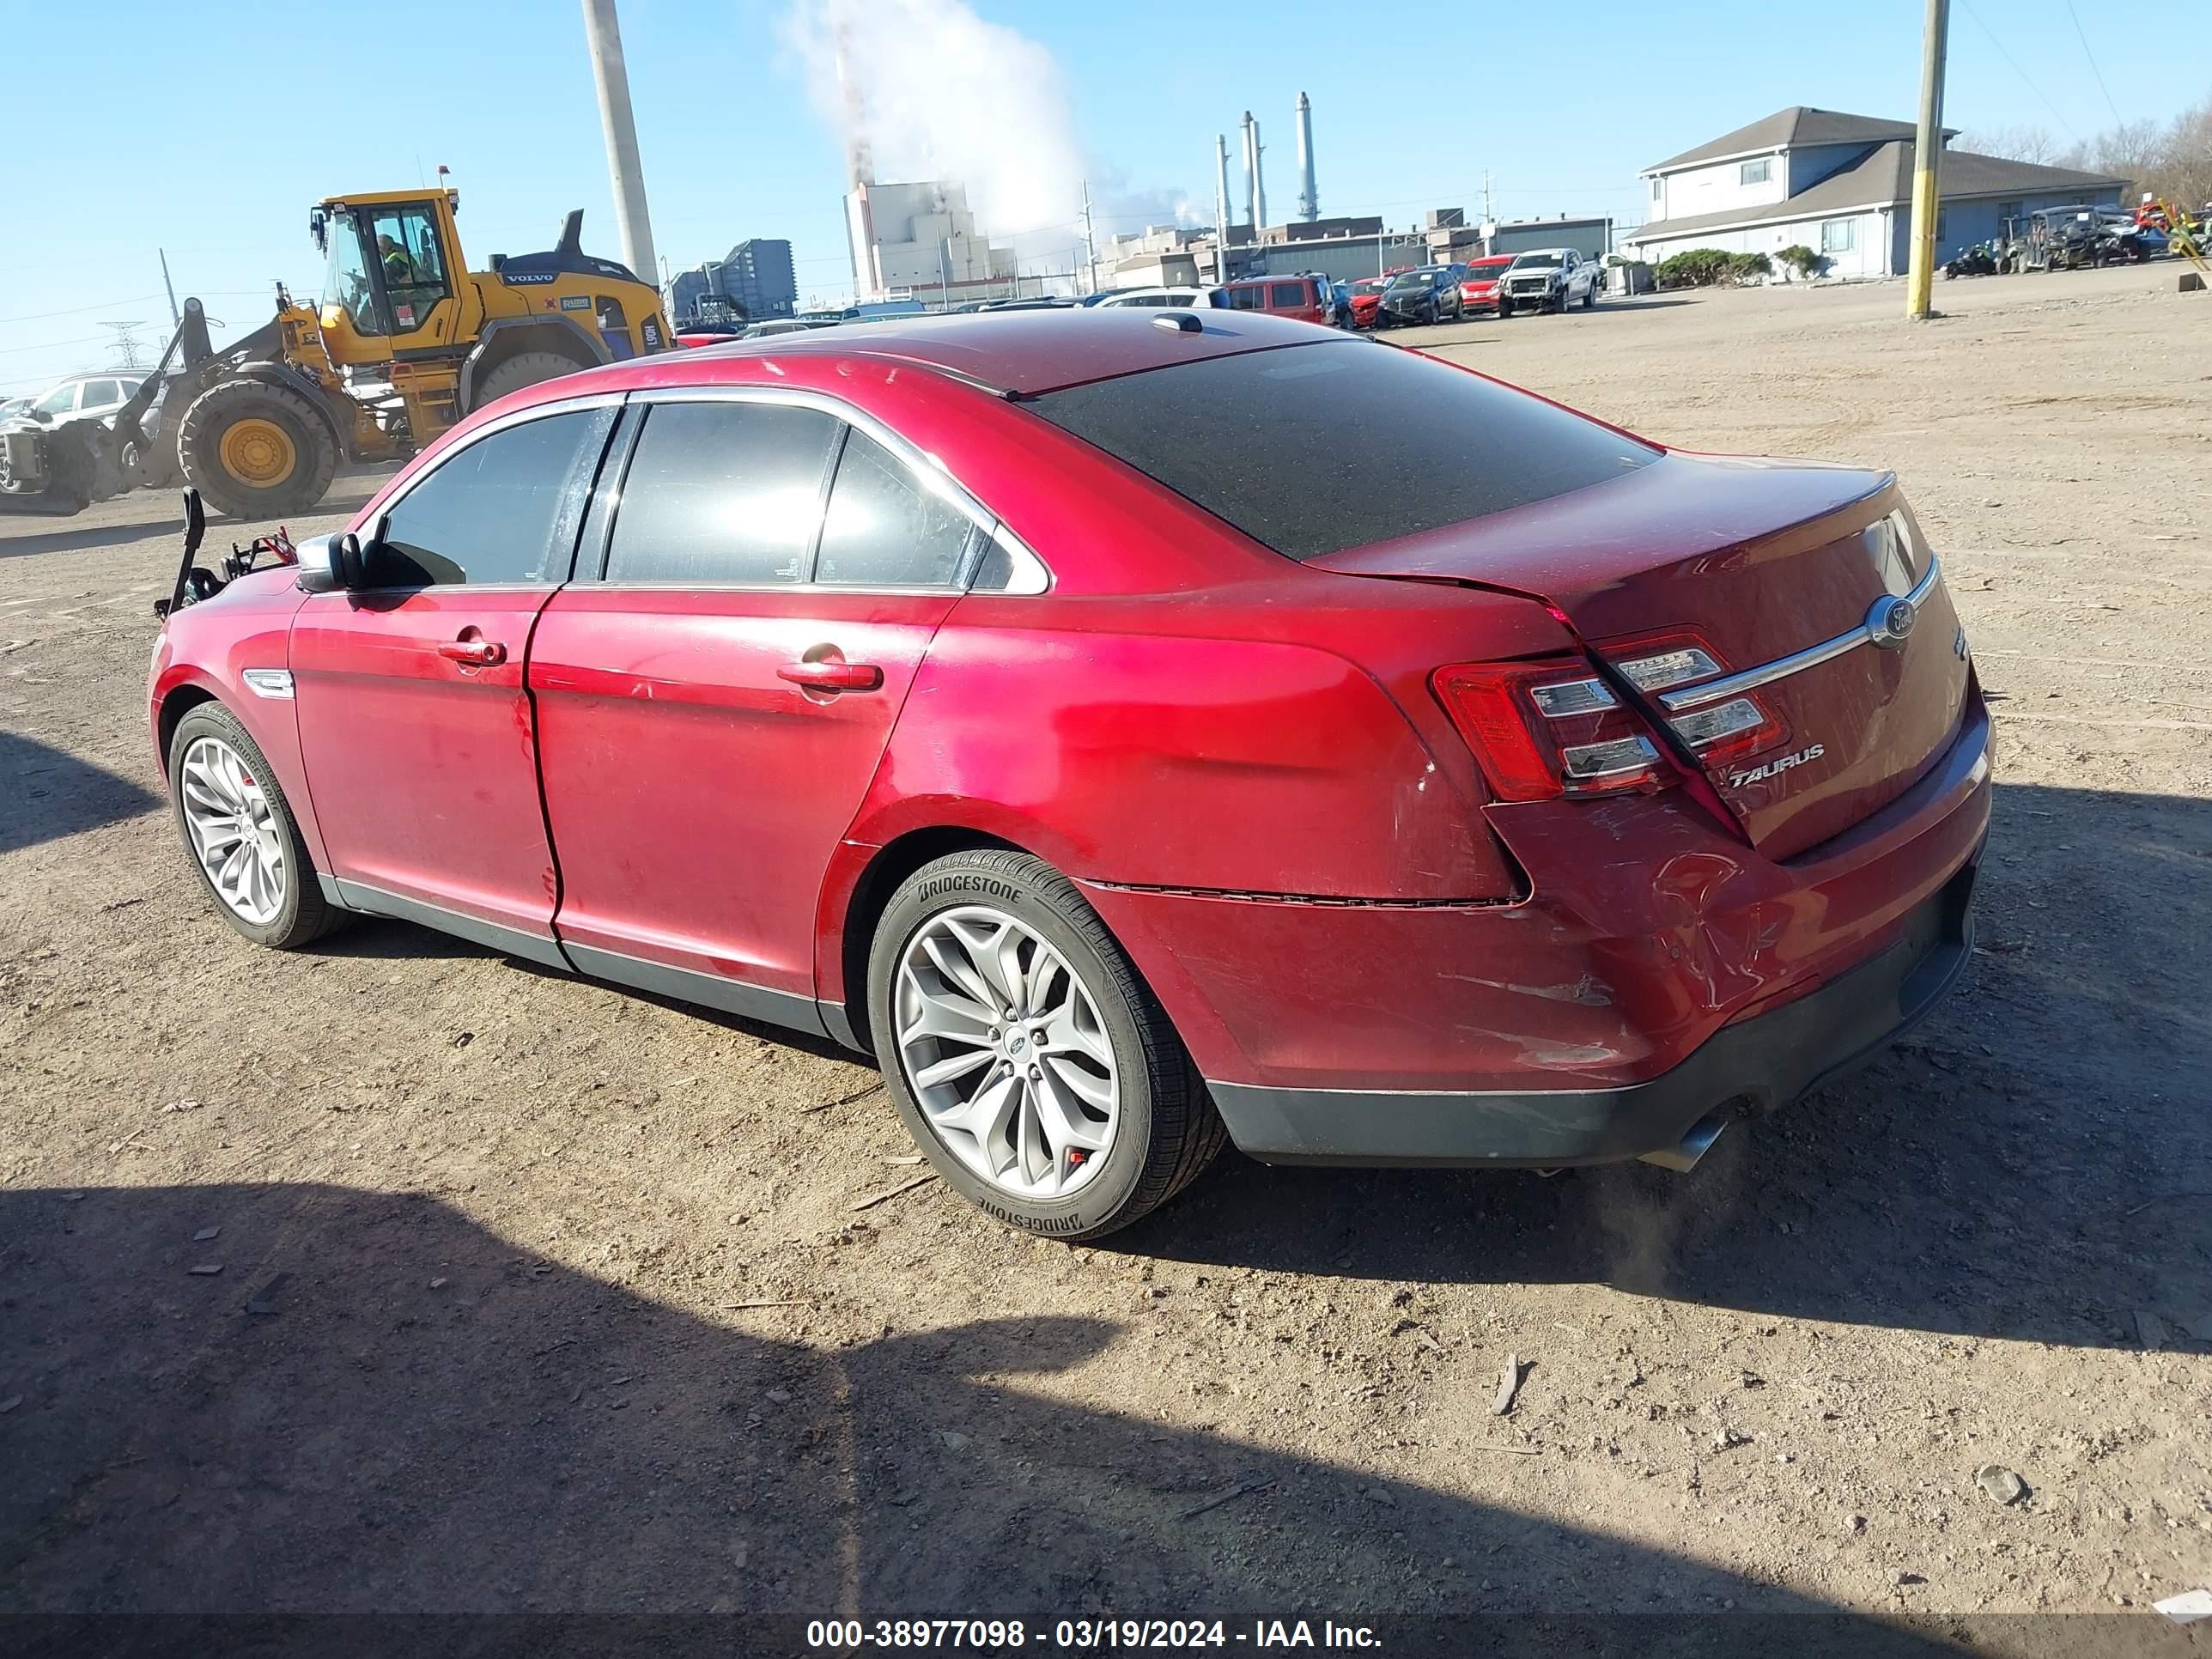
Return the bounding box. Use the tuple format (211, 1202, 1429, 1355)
(1962, 92, 2212, 211)
(1955, 123, 2066, 164)
(2144, 97, 2212, 210)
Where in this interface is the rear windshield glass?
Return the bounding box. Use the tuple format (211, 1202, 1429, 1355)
(1027, 339, 1656, 561)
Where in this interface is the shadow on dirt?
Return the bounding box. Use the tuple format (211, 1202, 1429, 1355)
(0, 517, 189, 561)
(0, 1179, 1990, 1652)
(1121, 781, 2212, 1355)
(0, 730, 161, 854)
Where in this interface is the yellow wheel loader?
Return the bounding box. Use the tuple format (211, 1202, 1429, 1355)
(4, 187, 672, 520)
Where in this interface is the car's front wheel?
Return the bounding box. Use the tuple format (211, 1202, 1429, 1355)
(167, 702, 337, 950)
(868, 849, 1226, 1240)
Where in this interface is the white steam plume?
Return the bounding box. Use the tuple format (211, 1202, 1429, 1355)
(781, 0, 1194, 259)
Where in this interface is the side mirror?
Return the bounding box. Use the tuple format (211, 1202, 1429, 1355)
(295, 531, 363, 593)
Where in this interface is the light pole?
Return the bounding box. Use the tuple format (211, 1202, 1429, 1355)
(580, 0, 659, 285)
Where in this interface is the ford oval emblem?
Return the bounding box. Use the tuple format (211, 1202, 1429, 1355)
(1866, 594, 1917, 649)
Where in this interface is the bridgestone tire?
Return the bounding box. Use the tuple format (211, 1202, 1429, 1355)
(167, 702, 339, 951)
(868, 850, 1228, 1240)
(471, 350, 587, 414)
(177, 380, 338, 521)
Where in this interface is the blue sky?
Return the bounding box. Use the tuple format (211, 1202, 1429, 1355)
(2, 0, 2203, 397)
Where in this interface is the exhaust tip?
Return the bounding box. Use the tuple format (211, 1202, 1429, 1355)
(1638, 1110, 1728, 1173)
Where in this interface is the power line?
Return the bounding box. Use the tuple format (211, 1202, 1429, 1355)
(0, 293, 164, 329)
(1958, 0, 2082, 143)
(2063, 0, 2126, 131)
(0, 332, 113, 357)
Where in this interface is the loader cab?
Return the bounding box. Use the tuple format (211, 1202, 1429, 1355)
(310, 191, 478, 365)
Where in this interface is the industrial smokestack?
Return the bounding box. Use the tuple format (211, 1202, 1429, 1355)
(1252, 114, 1267, 230)
(1213, 133, 1231, 269)
(1240, 112, 1257, 229)
(1295, 90, 1317, 222)
(580, 0, 658, 285)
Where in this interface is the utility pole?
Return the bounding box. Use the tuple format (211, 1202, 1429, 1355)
(1080, 180, 1098, 295)
(1905, 0, 1950, 319)
(580, 0, 659, 285)
(157, 250, 180, 328)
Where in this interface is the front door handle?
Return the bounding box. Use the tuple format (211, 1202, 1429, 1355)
(436, 638, 507, 666)
(778, 659, 884, 693)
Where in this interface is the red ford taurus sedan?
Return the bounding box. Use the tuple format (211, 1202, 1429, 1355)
(149, 310, 1989, 1238)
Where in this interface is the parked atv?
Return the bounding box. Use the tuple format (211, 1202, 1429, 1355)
(1942, 244, 2001, 279)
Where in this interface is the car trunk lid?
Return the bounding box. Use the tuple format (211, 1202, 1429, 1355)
(1312, 453, 1973, 860)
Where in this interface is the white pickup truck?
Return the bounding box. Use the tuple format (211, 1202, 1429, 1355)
(1498, 247, 1602, 316)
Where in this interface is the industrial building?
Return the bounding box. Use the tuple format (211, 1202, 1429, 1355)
(843, 178, 1015, 305)
(1422, 210, 1616, 264)
(666, 238, 798, 323)
(1623, 106, 2128, 277)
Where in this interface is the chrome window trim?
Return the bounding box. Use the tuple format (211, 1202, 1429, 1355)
(343, 393, 626, 593)
(623, 383, 1054, 595)
(1660, 555, 1943, 714)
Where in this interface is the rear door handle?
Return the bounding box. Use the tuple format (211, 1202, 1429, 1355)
(436, 639, 507, 666)
(778, 659, 884, 692)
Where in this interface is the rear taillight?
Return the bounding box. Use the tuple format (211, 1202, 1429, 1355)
(1434, 632, 1790, 804)
(1601, 630, 1788, 769)
(1431, 658, 1669, 800)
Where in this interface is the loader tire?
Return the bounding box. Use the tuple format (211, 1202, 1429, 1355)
(178, 380, 338, 522)
(471, 350, 587, 414)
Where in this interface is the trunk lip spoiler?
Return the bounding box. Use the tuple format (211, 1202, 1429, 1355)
(1658, 555, 1943, 714)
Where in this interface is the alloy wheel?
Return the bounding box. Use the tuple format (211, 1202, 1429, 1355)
(178, 735, 287, 926)
(895, 905, 1120, 1200)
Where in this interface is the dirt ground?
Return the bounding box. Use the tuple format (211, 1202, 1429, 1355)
(3, 265, 2209, 1651)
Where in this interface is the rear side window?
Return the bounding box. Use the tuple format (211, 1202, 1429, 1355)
(605, 402, 839, 585)
(1267, 282, 1308, 308)
(376, 410, 605, 586)
(1029, 340, 1656, 562)
(815, 429, 975, 587)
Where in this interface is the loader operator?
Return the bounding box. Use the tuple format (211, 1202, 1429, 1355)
(377, 234, 421, 287)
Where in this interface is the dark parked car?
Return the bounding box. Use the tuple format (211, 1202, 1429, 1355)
(1375, 265, 1468, 327)
(149, 310, 1987, 1240)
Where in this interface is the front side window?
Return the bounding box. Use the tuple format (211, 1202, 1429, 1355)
(1267, 282, 1309, 308)
(1741, 158, 1772, 186)
(1820, 216, 1856, 253)
(815, 429, 975, 587)
(367, 206, 451, 335)
(604, 401, 839, 585)
(33, 382, 79, 416)
(374, 410, 603, 586)
(321, 212, 385, 337)
(1030, 338, 1656, 562)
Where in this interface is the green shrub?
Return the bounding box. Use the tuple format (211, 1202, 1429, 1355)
(1654, 247, 1776, 288)
(1777, 244, 1824, 279)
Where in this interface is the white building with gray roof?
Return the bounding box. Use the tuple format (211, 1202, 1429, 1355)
(1624, 106, 2128, 277)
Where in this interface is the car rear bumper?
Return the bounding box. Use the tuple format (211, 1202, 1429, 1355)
(1205, 857, 1976, 1165)
(1080, 698, 1991, 1166)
